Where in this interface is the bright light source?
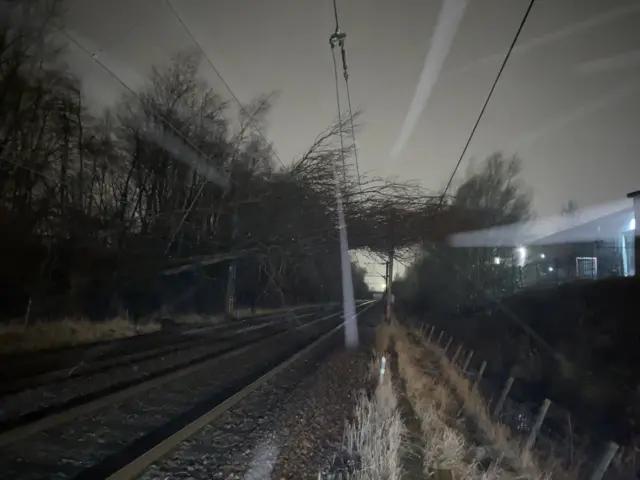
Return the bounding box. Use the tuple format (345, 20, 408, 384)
(629, 217, 636, 231)
(540, 253, 546, 259)
(516, 246, 527, 266)
(548, 266, 554, 272)
(493, 257, 501, 265)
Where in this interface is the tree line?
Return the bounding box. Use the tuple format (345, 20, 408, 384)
(0, 1, 382, 320)
(0, 1, 504, 322)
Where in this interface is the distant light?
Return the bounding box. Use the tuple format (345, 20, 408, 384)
(629, 217, 636, 231)
(540, 253, 546, 259)
(494, 257, 501, 265)
(516, 246, 527, 267)
(548, 266, 554, 272)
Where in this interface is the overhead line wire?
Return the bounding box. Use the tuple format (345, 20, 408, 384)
(162, 0, 287, 170)
(330, 0, 363, 192)
(59, 28, 230, 190)
(439, 0, 537, 205)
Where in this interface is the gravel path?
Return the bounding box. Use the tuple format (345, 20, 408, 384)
(0, 321, 337, 480)
(139, 328, 374, 479)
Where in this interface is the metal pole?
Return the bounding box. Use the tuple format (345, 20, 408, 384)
(443, 337, 452, 355)
(462, 350, 474, 372)
(473, 360, 486, 390)
(451, 344, 463, 365)
(589, 441, 619, 480)
(493, 376, 514, 417)
(523, 398, 551, 453)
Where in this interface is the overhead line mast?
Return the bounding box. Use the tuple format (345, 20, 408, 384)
(329, 0, 362, 191)
(329, 0, 359, 347)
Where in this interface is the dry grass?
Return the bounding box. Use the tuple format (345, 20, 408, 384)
(392, 322, 506, 479)
(342, 374, 405, 479)
(321, 321, 404, 480)
(406, 324, 583, 480)
(324, 319, 623, 479)
(0, 316, 161, 355)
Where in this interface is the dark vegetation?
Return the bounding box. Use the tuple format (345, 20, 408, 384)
(0, 1, 381, 321)
(1, 1, 475, 324)
(10, 1, 639, 450)
(395, 154, 640, 448)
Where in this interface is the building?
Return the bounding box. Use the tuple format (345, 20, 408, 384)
(449, 192, 638, 287)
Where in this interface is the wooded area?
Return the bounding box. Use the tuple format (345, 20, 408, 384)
(0, 1, 479, 321)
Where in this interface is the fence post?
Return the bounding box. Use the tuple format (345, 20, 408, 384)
(493, 376, 514, 417)
(523, 398, 551, 453)
(427, 325, 434, 342)
(473, 360, 487, 390)
(443, 337, 453, 355)
(436, 330, 444, 345)
(588, 441, 619, 480)
(462, 350, 474, 372)
(451, 344, 462, 365)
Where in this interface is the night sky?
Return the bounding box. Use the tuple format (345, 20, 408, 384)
(62, 0, 640, 218)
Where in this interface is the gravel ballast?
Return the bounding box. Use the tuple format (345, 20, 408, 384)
(140, 328, 376, 479)
(0, 316, 308, 425)
(0, 321, 340, 479)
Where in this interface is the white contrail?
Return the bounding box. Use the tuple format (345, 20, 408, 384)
(446, 2, 640, 79)
(506, 82, 639, 150)
(578, 48, 640, 75)
(389, 0, 469, 163)
(389, 2, 639, 163)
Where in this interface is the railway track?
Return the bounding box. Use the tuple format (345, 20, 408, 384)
(0, 304, 335, 397)
(0, 300, 376, 479)
(0, 304, 337, 391)
(0, 305, 345, 428)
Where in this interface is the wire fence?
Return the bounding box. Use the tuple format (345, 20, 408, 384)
(423, 325, 638, 480)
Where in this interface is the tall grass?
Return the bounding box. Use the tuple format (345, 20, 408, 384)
(393, 323, 500, 478)
(0, 317, 161, 354)
(410, 324, 579, 480)
(321, 322, 404, 480)
(342, 374, 404, 479)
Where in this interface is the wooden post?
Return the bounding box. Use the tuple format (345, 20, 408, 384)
(427, 325, 434, 342)
(523, 398, 551, 453)
(436, 330, 444, 345)
(588, 441, 619, 480)
(451, 344, 462, 365)
(443, 337, 453, 355)
(224, 208, 239, 319)
(462, 350, 474, 371)
(493, 376, 514, 417)
(473, 361, 487, 390)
